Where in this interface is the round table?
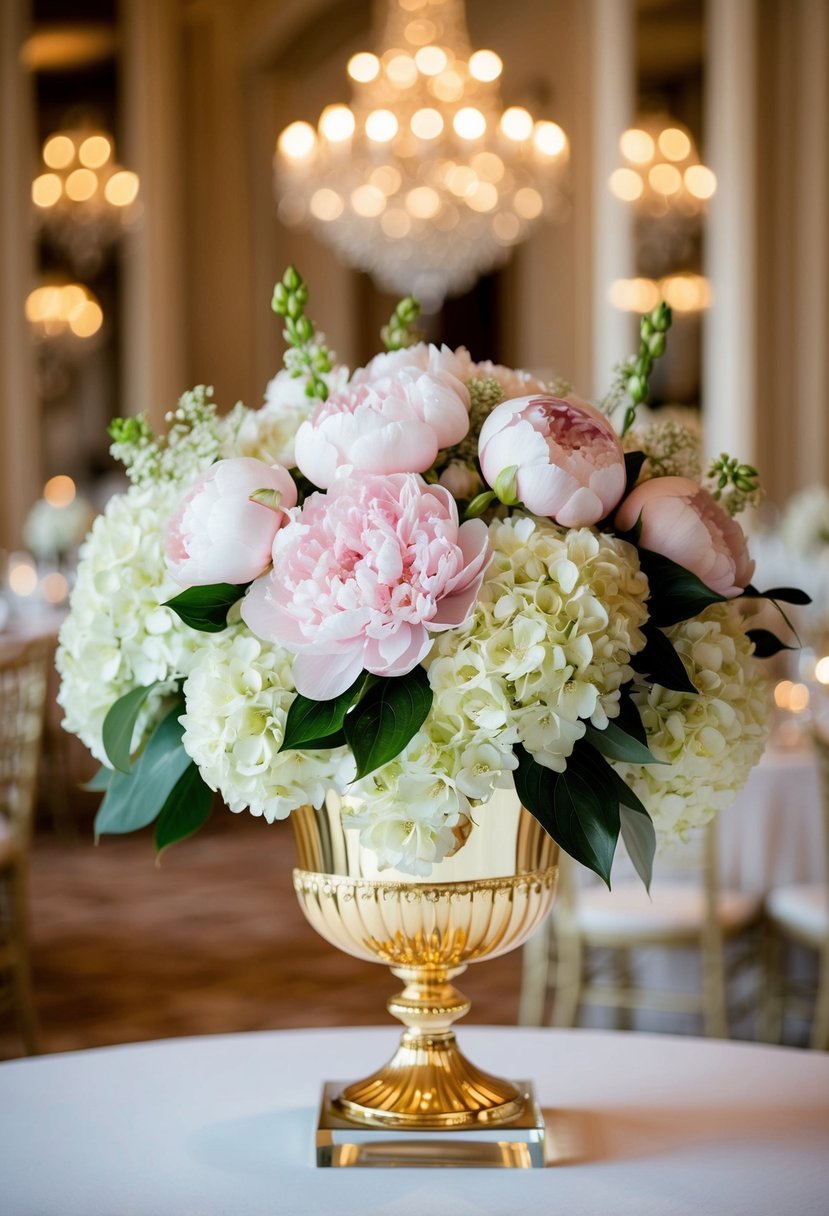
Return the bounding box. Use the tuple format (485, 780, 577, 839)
(1, 1026, 827, 1215)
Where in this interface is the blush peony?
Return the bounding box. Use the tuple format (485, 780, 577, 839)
(241, 472, 490, 700)
(293, 368, 470, 490)
(478, 394, 627, 526)
(165, 457, 297, 587)
(615, 476, 754, 598)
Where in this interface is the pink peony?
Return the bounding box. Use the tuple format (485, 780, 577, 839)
(351, 342, 473, 387)
(241, 473, 490, 700)
(165, 457, 297, 587)
(478, 394, 627, 526)
(294, 368, 470, 490)
(615, 476, 754, 598)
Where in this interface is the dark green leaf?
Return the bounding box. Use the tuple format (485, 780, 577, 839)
(280, 675, 369, 752)
(585, 720, 664, 765)
(630, 622, 697, 694)
(94, 703, 190, 837)
(102, 683, 159, 773)
(742, 585, 811, 606)
(514, 743, 620, 888)
(746, 629, 796, 658)
(297, 729, 347, 751)
(619, 804, 656, 893)
(154, 763, 214, 856)
(82, 767, 112, 792)
(164, 583, 247, 633)
(616, 685, 647, 745)
(344, 667, 433, 780)
(624, 450, 646, 492)
(637, 547, 726, 626)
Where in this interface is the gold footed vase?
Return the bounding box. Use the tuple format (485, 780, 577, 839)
(292, 789, 558, 1166)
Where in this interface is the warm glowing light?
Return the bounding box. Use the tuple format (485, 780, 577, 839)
(471, 152, 504, 182)
(430, 70, 464, 102)
(405, 18, 436, 45)
(79, 134, 112, 168)
(9, 561, 37, 597)
(381, 208, 411, 238)
(620, 128, 654, 164)
(453, 107, 486, 140)
(466, 182, 498, 212)
(608, 278, 660, 312)
(446, 165, 477, 196)
(347, 52, 380, 83)
(500, 107, 533, 141)
(658, 127, 691, 161)
(310, 188, 344, 221)
(104, 170, 140, 207)
(415, 45, 448, 75)
(649, 162, 682, 195)
(609, 167, 643, 201)
(406, 185, 441, 219)
(365, 109, 399, 142)
(685, 164, 717, 200)
(411, 107, 444, 140)
(69, 300, 103, 337)
(44, 474, 76, 507)
(65, 168, 97, 202)
(277, 121, 317, 161)
(32, 173, 62, 208)
(815, 656, 829, 685)
(350, 184, 386, 217)
(468, 50, 502, 82)
(319, 104, 355, 142)
(533, 121, 567, 158)
(774, 680, 793, 708)
(386, 53, 418, 87)
(514, 186, 543, 219)
(493, 211, 520, 242)
(790, 683, 810, 713)
(41, 571, 69, 604)
(369, 165, 402, 194)
(661, 273, 712, 311)
(43, 134, 75, 169)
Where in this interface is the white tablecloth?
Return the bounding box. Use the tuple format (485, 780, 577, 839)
(1, 1026, 827, 1215)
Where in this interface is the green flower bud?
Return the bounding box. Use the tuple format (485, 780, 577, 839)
(283, 265, 301, 291)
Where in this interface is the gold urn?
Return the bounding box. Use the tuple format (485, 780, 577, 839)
(292, 789, 558, 1166)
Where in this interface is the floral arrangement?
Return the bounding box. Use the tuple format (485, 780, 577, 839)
(57, 268, 806, 884)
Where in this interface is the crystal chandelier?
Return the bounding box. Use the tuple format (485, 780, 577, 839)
(32, 126, 140, 276)
(609, 116, 717, 218)
(275, 0, 568, 307)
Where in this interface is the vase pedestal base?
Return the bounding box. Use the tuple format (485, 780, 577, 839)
(315, 1081, 547, 1168)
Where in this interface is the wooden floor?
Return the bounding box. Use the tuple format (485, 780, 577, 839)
(1, 810, 524, 1060)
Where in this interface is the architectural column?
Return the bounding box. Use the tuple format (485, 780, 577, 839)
(590, 0, 636, 400)
(702, 0, 757, 465)
(0, 0, 38, 549)
(120, 0, 188, 426)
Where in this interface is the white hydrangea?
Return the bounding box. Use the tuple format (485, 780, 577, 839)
(233, 367, 349, 468)
(623, 417, 703, 483)
(180, 627, 355, 822)
(56, 482, 203, 765)
(613, 602, 770, 840)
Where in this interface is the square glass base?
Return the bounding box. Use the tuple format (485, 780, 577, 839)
(315, 1081, 546, 1168)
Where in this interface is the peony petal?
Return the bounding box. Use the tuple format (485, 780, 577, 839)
(292, 647, 366, 700)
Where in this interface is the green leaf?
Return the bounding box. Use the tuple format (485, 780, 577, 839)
(154, 763, 214, 856)
(280, 675, 370, 752)
(585, 720, 664, 766)
(94, 703, 190, 837)
(82, 767, 112, 792)
(164, 583, 247, 633)
(637, 547, 727, 626)
(743, 585, 811, 606)
(746, 629, 796, 658)
(514, 743, 620, 887)
(248, 487, 283, 512)
(619, 804, 656, 893)
(616, 686, 647, 745)
(630, 622, 698, 694)
(344, 667, 433, 780)
(102, 683, 159, 773)
(623, 450, 646, 492)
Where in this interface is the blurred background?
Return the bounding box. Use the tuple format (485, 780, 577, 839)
(0, 0, 827, 1059)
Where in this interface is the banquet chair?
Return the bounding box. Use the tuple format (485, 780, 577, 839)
(761, 732, 829, 1049)
(0, 639, 51, 1054)
(519, 822, 762, 1036)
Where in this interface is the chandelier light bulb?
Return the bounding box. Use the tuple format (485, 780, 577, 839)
(648, 162, 682, 195)
(43, 134, 75, 169)
(514, 186, 544, 219)
(386, 53, 418, 87)
(278, 121, 317, 160)
(350, 184, 387, 217)
(347, 52, 380, 82)
(78, 135, 112, 168)
(310, 188, 344, 221)
(411, 107, 444, 140)
(609, 167, 644, 201)
(453, 107, 486, 140)
(471, 151, 504, 182)
(533, 121, 567, 159)
(468, 49, 502, 81)
(65, 168, 97, 202)
(319, 104, 355, 142)
(415, 45, 448, 75)
(104, 170, 140, 207)
(406, 186, 441, 219)
(685, 164, 717, 199)
(466, 181, 498, 212)
(619, 128, 655, 164)
(430, 70, 464, 102)
(365, 109, 399, 142)
(500, 107, 533, 142)
(32, 173, 62, 208)
(658, 127, 691, 162)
